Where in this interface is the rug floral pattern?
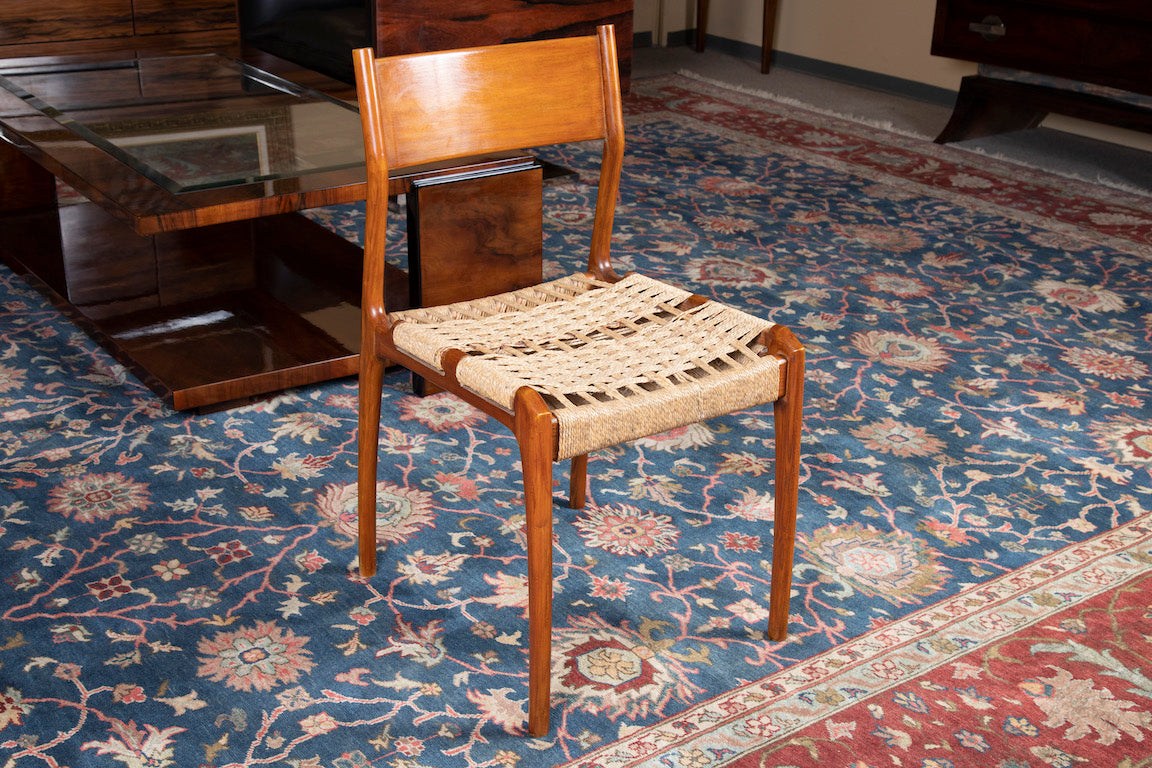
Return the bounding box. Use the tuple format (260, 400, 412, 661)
(1, 74, 1151, 768)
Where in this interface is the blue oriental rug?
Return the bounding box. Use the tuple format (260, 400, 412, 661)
(1, 73, 1151, 768)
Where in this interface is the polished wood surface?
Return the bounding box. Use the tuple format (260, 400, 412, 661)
(932, 0, 1152, 142)
(354, 26, 803, 736)
(513, 386, 557, 738)
(932, 0, 1152, 96)
(373, 0, 634, 88)
(0, 0, 238, 60)
(0, 0, 134, 46)
(766, 324, 804, 640)
(0, 71, 366, 237)
(0, 183, 384, 410)
(408, 163, 543, 308)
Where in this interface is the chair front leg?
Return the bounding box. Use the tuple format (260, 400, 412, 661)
(767, 333, 805, 641)
(357, 352, 386, 578)
(514, 388, 557, 736)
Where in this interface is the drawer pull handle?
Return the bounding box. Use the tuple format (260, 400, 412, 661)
(969, 16, 1006, 40)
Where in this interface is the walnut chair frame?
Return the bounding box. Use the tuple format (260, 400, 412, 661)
(353, 25, 805, 736)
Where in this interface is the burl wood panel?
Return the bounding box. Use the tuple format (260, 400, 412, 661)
(0, 0, 239, 61)
(407, 163, 544, 309)
(373, 0, 633, 86)
(133, 0, 237, 36)
(0, 0, 134, 45)
(0, 199, 375, 410)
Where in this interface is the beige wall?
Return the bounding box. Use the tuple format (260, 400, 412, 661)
(635, 0, 1152, 149)
(636, 0, 974, 90)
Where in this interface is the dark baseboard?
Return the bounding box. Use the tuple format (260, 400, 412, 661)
(658, 30, 956, 107)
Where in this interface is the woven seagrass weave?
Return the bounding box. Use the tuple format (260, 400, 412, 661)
(392, 272, 783, 458)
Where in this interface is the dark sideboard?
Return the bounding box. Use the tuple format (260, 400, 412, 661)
(931, 0, 1152, 142)
(1, 2, 632, 89)
(239, 0, 633, 87)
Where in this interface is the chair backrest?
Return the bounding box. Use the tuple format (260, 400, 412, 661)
(353, 25, 625, 316)
(354, 25, 622, 172)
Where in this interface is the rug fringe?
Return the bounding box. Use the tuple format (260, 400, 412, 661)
(676, 69, 1152, 199)
(675, 69, 909, 136)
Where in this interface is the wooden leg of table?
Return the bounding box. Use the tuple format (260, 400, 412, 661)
(695, 0, 710, 52)
(762, 0, 779, 74)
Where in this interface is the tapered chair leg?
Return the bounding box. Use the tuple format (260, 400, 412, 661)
(569, 454, 588, 509)
(766, 327, 805, 641)
(358, 353, 386, 578)
(514, 388, 557, 736)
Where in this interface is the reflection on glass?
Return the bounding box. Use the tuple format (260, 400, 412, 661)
(0, 54, 364, 193)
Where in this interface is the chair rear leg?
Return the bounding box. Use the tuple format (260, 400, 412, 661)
(515, 388, 556, 736)
(358, 353, 386, 578)
(569, 454, 588, 509)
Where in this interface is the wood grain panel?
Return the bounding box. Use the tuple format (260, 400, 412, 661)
(133, 0, 237, 35)
(0, 30, 239, 63)
(408, 164, 543, 309)
(932, 0, 1152, 95)
(373, 0, 633, 87)
(0, 0, 133, 45)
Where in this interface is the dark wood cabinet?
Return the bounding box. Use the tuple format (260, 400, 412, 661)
(240, 0, 633, 88)
(932, 0, 1152, 96)
(931, 0, 1152, 142)
(1, 1, 631, 89)
(0, 0, 240, 59)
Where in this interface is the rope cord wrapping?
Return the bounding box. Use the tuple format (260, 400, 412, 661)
(391, 272, 783, 458)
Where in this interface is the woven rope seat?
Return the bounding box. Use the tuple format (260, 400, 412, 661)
(391, 272, 783, 459)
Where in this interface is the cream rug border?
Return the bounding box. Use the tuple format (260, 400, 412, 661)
(563, 514, 1152, 767)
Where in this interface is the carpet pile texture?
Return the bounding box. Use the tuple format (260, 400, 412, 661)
(1, 73, 1151, 768)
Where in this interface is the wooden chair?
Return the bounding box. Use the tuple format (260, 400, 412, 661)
(353, 24, 805, 736)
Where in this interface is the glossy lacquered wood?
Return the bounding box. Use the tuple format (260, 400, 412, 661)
(0, 65, 367, 237)
(932, 0, 1152, 95)
(931, 0, 1152, 142)
(0, 0, 238, 60)
(0, 0, 134, 46)
(355, 26, 804, 738)
(369, 0, 634, 88)
(0, 185, 386, 410)
(407, 162, 544, 308)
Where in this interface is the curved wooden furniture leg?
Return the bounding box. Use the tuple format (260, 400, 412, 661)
(935, 75, 1048, 144)
(766, 326, 805, 641)
(569, 454, 588, 509)
(357, 353, 386, 577)
(515, 387, 556, 736)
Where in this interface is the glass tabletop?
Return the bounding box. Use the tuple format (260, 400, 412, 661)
(0, 54, 365, 194)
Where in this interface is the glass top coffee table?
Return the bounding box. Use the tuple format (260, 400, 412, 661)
(0, 54, 366, 195)
(0, 52, 382, 410)
(0, 51, 544, 411)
